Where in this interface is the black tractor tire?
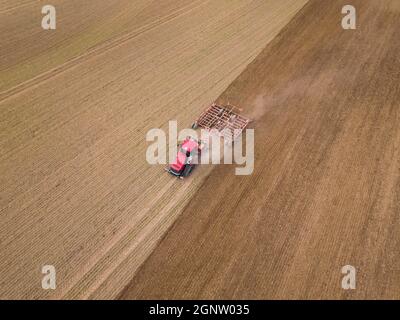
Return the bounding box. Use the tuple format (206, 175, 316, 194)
(182, 164, 194, 177)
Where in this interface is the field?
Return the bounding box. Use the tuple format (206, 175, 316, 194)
(0, 0, 308, 299)
(121, 0, 400, 299)
(2, 0, 399, 300)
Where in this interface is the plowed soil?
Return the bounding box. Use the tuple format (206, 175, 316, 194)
(121, 0, 400, 299)
(0, 0, 307, 299)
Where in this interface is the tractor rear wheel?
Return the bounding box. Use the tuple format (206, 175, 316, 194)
(182, 165, 194, 177)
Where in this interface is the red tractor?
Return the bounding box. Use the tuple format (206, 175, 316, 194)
(166, 136, 203, 179)
(166, 103, 251, 179)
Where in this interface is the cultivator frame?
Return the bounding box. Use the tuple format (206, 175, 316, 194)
(192, 103, 251, 143)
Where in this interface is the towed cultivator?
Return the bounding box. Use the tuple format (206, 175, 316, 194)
(166, 103, 251, 179)
(191, 103, 250, 143)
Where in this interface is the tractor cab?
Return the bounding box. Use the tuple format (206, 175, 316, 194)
(166, 137, 202, 178)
